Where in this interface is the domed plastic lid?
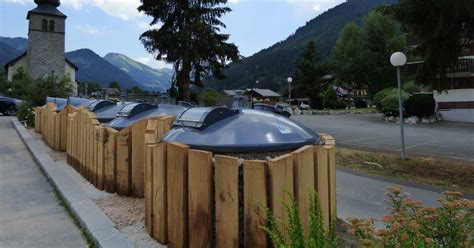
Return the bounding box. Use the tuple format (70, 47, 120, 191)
(88, 100, 130, 123)
(107, 104, 189, 130)
(46, 97, 67, 111)
(68, 97, 93, 108)
(87, 100, 115, 112)
(162, 108, 318, 153)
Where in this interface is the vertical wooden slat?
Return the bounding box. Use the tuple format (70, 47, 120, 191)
(326, 145, 337, 223)
(145, 145, 155, 235)
(104, 127, 118, 193)
(167, 142, 189, 248)
(268, 154, 294, 238)
(59, 108, 67, 151)
(116, 127, 130, 196)
(131, 118, 148, 197)
(153, 143, 167, 243)
(96, 126, 105, 190)
(188, 149, 213, 248)
(315, 146, 329, 229)
(215, 155, 239, 248)
(243, 160, 268, 248)
(292, 145, 315, 235)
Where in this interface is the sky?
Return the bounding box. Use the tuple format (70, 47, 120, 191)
(0, 0, 345, 69)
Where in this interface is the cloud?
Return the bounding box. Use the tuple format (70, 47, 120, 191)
(75, 24, 100, 35)
(62, 0, 142, 20)
(135, 55, 172, 69)
(228, 0, 240, 3)
(286, 0, 345, 18)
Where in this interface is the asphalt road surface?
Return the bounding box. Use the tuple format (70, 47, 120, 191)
(293, 114, 474, 162)
(0, 117, 87, 248)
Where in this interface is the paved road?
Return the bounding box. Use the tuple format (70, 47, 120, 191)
(293, 114, 474, 162)
(0, 117, 87, 248)
(337, 169, 444, 226)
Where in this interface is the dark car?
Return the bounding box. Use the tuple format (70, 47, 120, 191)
(0, 96, 22, 116)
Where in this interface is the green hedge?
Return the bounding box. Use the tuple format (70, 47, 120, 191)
(374, 88, 409, 116)
(404, 93, 435, 117)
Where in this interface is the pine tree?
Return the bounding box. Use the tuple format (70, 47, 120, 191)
(138, 0, 240, 101)
(293, 40, 324, 108)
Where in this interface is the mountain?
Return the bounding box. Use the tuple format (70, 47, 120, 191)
(0, 42, 22, 69)
(65, 49, 141, 89)
(0, 37, 28, 52)
(104, 53, 173, 92)
(208, 0, 397, 92)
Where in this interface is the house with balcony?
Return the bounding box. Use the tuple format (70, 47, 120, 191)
(407, 40, 474, 123)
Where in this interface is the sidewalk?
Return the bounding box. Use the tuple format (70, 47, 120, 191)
(0, 117, 87, 248)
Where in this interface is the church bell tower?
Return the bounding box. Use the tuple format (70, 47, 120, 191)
(27, 0, 66, 79)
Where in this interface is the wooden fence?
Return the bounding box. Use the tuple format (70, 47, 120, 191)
(35, 104, 175, 197)
(144, 135, 337, 248)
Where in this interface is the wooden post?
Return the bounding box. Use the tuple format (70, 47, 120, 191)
(145, 145, 155, 235)
(131, 118, 148, 197)
(153, 143, 167, 243)
(188, 149, 213, 248)
(116, 127, 131, 196)
(104, 127, 118, 193)
(243, 160, 268, 248)
(215, 155, 240, 248)
(326, 145, 337, 222)
(292, 145, 315, 235)
(315, 146, 329, 229)
(268, 154, 294, 238)
(96, 126, 105, 190)
(167, 142, 189, 248)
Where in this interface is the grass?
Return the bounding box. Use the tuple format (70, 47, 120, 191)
(52, 188, 97, 248)
(336, 148, 474, 193)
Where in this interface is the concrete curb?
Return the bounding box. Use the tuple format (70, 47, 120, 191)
(12, 118, 132, 248)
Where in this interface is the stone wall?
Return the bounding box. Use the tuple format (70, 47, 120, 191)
(27, 14, 66, 80)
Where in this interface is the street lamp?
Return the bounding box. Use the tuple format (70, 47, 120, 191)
(390, 52, 407, 160)
(287, 77, 293, 103)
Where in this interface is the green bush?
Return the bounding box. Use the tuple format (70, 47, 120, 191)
(403, 81, 428, 94)
(261, 190, 337, 247)
(199, 89, 221, 106)
(374, 88, 409, 116)
(346, 186, 474, 247)
(320, 85, 346, 110)
(404, 94, 435, 117)
(17, 101, 35, 128)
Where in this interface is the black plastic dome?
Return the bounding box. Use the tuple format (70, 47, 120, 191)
(107, 103, 189, 131)
(35, 0, 60, 7)
(46, 97, 67, 111)
(87, 100, 130, 123)
(68, 97, 93, 108)
(162, 107, 318, 153)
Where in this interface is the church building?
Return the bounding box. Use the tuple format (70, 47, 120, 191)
(4, 0, 78, 95)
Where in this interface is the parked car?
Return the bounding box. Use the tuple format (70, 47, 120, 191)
(0, 96, 22, 116)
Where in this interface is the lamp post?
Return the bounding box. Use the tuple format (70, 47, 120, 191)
(390, 52, 407, 160)
(287, 77, 293, 104)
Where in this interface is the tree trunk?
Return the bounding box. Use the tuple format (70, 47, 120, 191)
(177, 60, 191, 102)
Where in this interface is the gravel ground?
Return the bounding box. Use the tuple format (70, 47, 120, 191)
(28, 128, 163, 248)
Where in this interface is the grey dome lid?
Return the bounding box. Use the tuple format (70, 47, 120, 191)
(46, 97, 67, 111)
(68, 97, 93, 108)
(34, 0, 60, 7)
(107, 104, 188, 131)
(87, 100, 127, 123)
(162, 108, 318, 153)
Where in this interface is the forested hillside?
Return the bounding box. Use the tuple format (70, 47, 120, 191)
(208, 0, 397, 92)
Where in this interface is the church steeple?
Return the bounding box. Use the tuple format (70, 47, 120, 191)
(34, 0, 60, 7)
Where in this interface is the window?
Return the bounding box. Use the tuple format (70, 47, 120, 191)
(49, 20, 55, 32)
(42, 19, 47, 31)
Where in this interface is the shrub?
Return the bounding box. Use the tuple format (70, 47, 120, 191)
(404, 94, 435, 117)
(345, 186, 474, 248)
(373, 88, 393, 112)
(199, 89, 221, 106)
(261, 190, 337, 247)
(403, 81, 428, 94)
(374, 88, 409, 116)
(320, 85, 346, 110)
(17, 101, 35, 128)
(354, 99, 368, 108)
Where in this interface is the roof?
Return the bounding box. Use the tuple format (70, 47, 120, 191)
(223, 89, 244, 96)
(4, 52, 78, 72)
(246, 88, 281, 98)
(27, 4, 66, 19)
